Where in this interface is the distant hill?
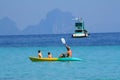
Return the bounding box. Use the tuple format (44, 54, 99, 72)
(0, 9, 75, 35)
(22, 9, 74, 34)
(0, 17, 21, 35)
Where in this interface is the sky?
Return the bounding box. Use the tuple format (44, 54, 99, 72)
(0, 0, 120, 33)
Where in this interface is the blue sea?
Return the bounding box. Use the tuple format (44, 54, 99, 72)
(0, 33, 120, 80)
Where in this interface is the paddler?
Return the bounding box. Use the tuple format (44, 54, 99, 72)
(66, 45, 72, 57)
(59, 45, 72, 58)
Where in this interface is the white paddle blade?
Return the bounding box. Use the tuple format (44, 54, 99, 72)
(61, 38, 66, 44)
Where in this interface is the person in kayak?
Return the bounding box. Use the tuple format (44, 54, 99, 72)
(48, 52, 52, 58)
(66, 45, 72, 57)
(38, 50, 42, 58)
(59, 45, 72, 58)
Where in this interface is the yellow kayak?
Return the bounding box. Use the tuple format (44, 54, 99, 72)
(29, 56, 82, 62)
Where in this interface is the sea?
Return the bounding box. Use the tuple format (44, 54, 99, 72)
(0, 33, 120, 80)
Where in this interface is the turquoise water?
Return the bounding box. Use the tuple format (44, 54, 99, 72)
(0, 33, 120, 80)
(0, 46, 120, 80)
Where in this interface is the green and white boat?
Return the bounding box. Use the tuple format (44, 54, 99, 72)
(72, 18, 88, 38)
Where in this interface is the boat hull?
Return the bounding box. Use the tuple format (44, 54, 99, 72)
(72, 33, 88, 38)
(29, 56, 81, 62)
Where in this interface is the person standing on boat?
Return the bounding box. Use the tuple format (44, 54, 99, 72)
(38, 50, 42, 58)
(48, 52, 52, 58)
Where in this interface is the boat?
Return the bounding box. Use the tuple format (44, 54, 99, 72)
(72, 18, 89, 38)
(29, 56, 82, 62)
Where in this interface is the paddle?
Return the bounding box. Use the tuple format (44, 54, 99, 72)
(60, 38, 67, 57)
(61, 38, 67, 47)
(61, 38, 71, 57)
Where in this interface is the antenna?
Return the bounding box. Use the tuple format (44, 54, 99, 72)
(72, 17, 78, 20)
(72, 17, 83, 22)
